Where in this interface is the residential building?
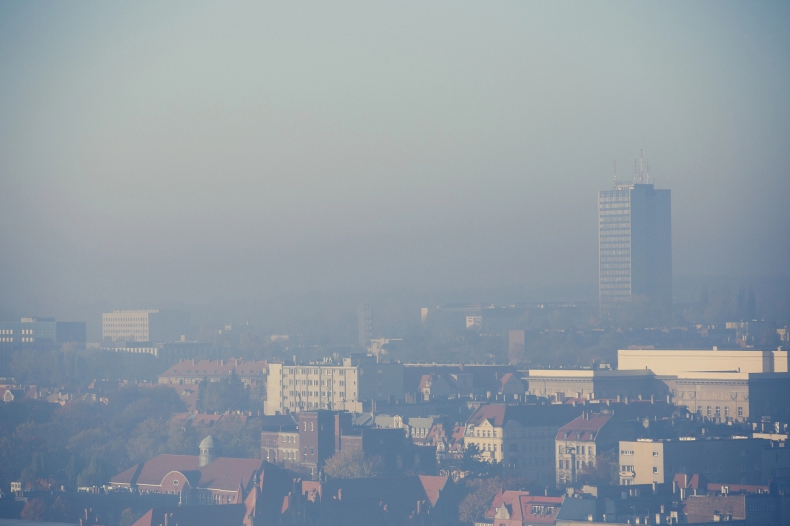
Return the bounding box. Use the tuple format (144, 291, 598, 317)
(403, 364, 521, 401)
(260, 410, 435, 479)
(464, 404, 583, 484)
(292, 475, 458, 526)
(102, 309, 190, 343)
(618, 437, 790, 486)
(264, 357, 403, 415)
(482, 491, 597, 526)
(598, 179, 672, 319)
(556, 412, 627, 485)
(158, 358, 267, 387)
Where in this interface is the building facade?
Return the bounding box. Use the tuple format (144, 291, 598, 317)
(598, 181, 671, 318)
(555, 413, 615, 485)
(264, 357, 403, 415)
(102, 309, 190, 342)
(464, 404, 583, 484)
(618, 437, 790, 486)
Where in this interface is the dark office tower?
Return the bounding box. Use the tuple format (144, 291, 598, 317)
(598, 181, 671, 321)
(358, 303, 372, 348)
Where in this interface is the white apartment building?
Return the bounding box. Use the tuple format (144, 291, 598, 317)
(102, 310, 157, 342)
(264, 362, 362, 415)
(102, 309, 190, 342)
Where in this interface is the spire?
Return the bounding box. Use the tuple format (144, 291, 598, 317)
(234, 478, 245, 504)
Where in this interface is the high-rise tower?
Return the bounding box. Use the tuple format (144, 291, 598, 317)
(598, 177, 671, 321)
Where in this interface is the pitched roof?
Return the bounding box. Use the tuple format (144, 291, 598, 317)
(132, 504, 246, 526)
(418, 475, 449, 506)
(196, 457, 264, 492)
(110, 454, 264, 492)
(116, 454, 199, 487)
(487, 491, 563, 524)
(467, 403, 583, 429)
(556, 413, 613, 441)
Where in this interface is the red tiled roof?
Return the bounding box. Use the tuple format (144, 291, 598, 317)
(467, 404, 507, 427)
(111, 454, 264, 492)
(196, 457, 264, 492)
(418, 475, 448, 506)
(132, 504, 246, 526)
(556, 413, 612, 441)
(123, 455, 199, 487)
(487, 491, 562, 524)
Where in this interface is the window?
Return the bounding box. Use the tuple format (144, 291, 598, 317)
(725, 407, 730, 417)
(706, 406, 712, 416)
(715, 406, 721, 416)
(653, 467, 658, 473)
(738, 406, 743, 417)
(652, 452, 659, 457)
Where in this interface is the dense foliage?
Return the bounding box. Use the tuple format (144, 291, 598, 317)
(0, 385, 262, 493)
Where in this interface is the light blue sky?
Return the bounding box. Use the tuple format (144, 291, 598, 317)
(1, 1, 788, 314)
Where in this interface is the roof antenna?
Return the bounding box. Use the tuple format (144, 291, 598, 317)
(646, 159, 650, 185)
(634, 159, 637, 184)
(640, 149, 643, 184)
(613, 159, 617, 186)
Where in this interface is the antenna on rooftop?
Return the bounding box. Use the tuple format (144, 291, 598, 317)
(640, 149, 644, 184)
(613, 160, 617, 186)
(646, 159, 650, 185)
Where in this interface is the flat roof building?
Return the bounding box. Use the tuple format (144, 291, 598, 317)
(598, 179, 671, 320)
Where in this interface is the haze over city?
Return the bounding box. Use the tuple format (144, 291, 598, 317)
(1, 3, 790, 526)
(2, 2, 789, 335)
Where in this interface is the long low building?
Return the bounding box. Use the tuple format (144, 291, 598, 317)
(616, 348, 788, 423)
(523, 369, 668, 402)
(618, 347, 788, 375)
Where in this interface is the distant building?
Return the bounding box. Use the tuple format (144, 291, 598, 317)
(556, 412, 624, 485)
(464, 404, 584, 484)
(358, 304, 372, 348)
(0, 317, 86, 371)
(482, 490, 596, 526)
(264, 355, 404, 415)
(101, 340, 221, 368)
(617, 347, 789, 422)
(618, 437, 790, 486)
(260, 410, 435, 479)
(108, 436, 288, 506)
(102, 309, 190, 343)
(524, 368, 668, 402)
(158, 358, 267, 387)
(403, 364, 522, 402)
(598, 178, 672, 319)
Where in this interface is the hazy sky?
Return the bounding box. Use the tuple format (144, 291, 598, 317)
(1, 1, 789, 318)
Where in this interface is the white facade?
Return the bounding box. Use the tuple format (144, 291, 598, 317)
(102, 310, 157, 342)
(264, 363, 362, 415)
